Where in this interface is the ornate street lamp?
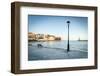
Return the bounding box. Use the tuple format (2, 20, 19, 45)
(66, 21, 70, 52)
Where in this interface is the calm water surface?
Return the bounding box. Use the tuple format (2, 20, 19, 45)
(29, 40, 88, 52)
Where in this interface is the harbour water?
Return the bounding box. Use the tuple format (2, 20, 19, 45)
(28, 40, 88, 61)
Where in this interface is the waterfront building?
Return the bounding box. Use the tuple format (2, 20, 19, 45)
(28, 32, 36, 41)
(28, 32, 61, 41)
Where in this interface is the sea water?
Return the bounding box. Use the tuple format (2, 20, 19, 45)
(29, 40, 88, 52)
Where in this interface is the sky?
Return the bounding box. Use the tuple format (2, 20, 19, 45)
(28, 15, 88, 40)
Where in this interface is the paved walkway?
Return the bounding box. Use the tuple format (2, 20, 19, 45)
(28, 46, 88, 61)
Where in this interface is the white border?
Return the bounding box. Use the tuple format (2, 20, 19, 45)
(20, 6, 95, 70)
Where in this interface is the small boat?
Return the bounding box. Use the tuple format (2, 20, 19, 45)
(37, 44, 43, 48)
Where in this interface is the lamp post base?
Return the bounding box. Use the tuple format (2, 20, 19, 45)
(67, 44, 70, 52)
(67, 49, 70, 52)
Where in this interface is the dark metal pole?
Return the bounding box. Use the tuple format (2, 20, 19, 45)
(67, 21, 70, 52)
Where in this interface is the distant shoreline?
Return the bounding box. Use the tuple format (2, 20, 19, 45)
(78, 40, 88, 41)
(28, 40, 88, 42)
(29, 40, 61, 42)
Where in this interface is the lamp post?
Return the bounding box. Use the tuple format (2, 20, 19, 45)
(66, 21, 70, 52)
